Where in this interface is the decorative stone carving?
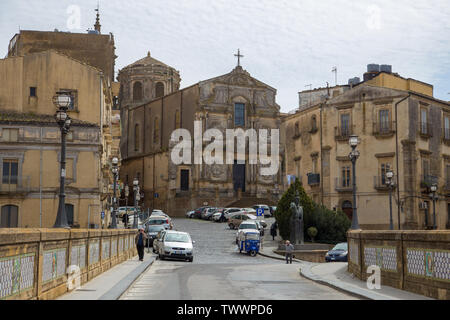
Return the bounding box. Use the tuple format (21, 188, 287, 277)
(214, 87, 228, 104)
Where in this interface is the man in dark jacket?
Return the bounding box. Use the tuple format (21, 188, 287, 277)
(135, 228, 148, 261)
(270, 222, 278, 240)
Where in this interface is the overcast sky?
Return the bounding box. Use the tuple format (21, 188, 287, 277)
(1, 0, 449, 111)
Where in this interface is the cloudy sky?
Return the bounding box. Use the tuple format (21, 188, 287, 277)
(1, 0, 449, 111)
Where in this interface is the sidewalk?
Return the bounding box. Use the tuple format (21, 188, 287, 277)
(258, 236, 433, 300)
(58, 251, 155, 300)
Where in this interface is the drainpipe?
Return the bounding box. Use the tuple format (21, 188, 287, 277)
(320, 101, 324, 205)
(40, 127, 43, 227)
(395, 94, 410, 230)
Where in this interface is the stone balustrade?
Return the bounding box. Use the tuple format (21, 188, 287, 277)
(347, 230, 450, 300)
(0, 228, 137, 300)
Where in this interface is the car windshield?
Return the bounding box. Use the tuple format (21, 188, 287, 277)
(148, 219, 166, 225)
(332, 243, 348, 251)
(239, 224, 257, 230)
(148, 225, 165, 232)
(165, 233, 190, 243)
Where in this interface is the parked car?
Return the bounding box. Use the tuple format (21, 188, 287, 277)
(117, 206, 137, 218)
(186, 210, 195, 218)
(325, 242, 348, 262)
(254, 220, 265, 236)
(145, 216, 173, 230)
(224, 208, 243, 219)
(235, 221, 259, 244)
(228, 213, 254, 229)
(270, 206, 277, 216)
(252, 204, 271, 217)
(241, 208, 257, 215)
(151, 209, 169, 217)
(201, 207, 217, 220)
(145, 224, 166, 247)
(152, 229, 168, 253)
(192, 206, 211, 219)
(212, 208, 226, 222)
(157, 230, 195, 262)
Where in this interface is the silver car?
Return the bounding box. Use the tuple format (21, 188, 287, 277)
(157, 230, 195, 262)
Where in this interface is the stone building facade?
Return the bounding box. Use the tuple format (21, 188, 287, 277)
(283, 70, 450, 230)
(119, 64, 284, 216)
(0, 50, 114, 228)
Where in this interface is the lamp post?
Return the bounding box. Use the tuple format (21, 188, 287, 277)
(348, 135, 360, 230)
(430, 183, 437, 229)
(110, 157, 119, 229)
(133, 178, 140, 229)
(386, 170, 395, 230)
(53, 92, 72, 228)
(124, 184, 129, 228)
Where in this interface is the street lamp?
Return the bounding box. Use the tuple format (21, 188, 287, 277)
(110, 157, 119, 229)
(430, 183, 437, 229)
(133, 178, 140, 229)
(53, 91, 72, 228)
(348, 135, 360, 230)
(124, 184, 129, 228)
(386, 170, 395, 230)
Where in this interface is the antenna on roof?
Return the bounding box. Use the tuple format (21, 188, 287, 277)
(331, 67, 337, 86)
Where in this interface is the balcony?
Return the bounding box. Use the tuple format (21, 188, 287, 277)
(335, 177, 353, 192)
(0, 176, 31, 194)
(419, 121, 433, 138)
(334, 126, 352, 141)
(307, 173, 320, 186)
(374, 175, 396, 191)
(420, 174, 438, 189)
(373, 121, 395, 137)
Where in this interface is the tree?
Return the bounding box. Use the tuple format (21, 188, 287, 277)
(274, 179, 351, 243)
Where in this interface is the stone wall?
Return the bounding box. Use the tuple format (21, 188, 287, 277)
(347, 230, 450, 300)
(0, 228, 137, 300)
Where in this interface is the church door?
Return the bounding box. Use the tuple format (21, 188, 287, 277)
(233, 161, 245, 192)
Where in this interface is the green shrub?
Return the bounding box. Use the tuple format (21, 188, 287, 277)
(274, 180, 351, 243)
(307, 227, 318, 242)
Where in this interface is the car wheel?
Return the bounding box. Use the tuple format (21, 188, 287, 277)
(189, 257, 193, 262)
(250, 250, 257, 257)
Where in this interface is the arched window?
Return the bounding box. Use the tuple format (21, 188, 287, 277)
(134, 124, 140, 151)
(133, 81, 143, 101)
(155, 82, 164, 98)
(1, 205, 18, 228)
(294, 122, 300, 136)
(311, 115, 317, 132)
(153, 118, 160, 144)
(175, 110, 181, 129)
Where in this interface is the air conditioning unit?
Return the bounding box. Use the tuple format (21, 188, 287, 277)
(419, 202, 428, 209)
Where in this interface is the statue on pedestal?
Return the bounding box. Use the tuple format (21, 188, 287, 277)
(289, 190, 304, 245)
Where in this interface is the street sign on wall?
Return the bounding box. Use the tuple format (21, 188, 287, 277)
(101, 211, 105, 219)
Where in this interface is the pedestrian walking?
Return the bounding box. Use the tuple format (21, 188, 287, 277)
(270, 222, 278, 241)
(123, 213, 129, 228)
(285, 240, 294, 264)
(135, 228, 148, 261)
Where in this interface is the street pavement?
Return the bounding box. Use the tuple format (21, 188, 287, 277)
(119, 217, 357, 300)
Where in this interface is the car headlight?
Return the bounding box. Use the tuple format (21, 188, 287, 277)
(339, 251, 348, 257)
(325, 252, 330, 257)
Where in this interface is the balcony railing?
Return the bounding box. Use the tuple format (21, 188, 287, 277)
(307, 173, 320, 186)
(335, 177, 353, 192)
(0, 176, 31, 193)
(374, 175, 396, 190)
(373, 121, 396, 136)
(419, 121, 433, 137)
(334, 126, 352, 141)
(420, 174, 438, 188)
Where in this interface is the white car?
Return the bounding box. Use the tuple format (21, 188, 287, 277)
(235, 221, 259, 244)
(241, 208, 257, 214)
(186, 210, 195, 218)
(224, 208, 243, 219)
(157, 230, 195, 262)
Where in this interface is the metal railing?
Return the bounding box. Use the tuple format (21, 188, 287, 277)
(334, 126, 352, 140)
(374, 175, 396, 190)
(307, 173, 320, 186)
(420, 174, 438, 188)
(0, 176, 31, 193)
(335, 177, 353, 191)
(373, 121, 396, 136)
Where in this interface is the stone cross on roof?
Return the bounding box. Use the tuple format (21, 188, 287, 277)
(234, 49, 244, 67)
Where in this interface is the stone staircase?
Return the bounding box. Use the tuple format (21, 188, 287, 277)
(224, 194, 278, 208)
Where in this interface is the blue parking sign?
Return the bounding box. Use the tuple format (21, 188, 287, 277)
(257, 208, 264, 216)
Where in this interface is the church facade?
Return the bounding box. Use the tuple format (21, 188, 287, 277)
(119, 57, 284, 215)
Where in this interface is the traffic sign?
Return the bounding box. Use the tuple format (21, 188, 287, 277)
(154, 193, 159, 198)
(256, 208, 264, 216)
(101, 211, 105, 219)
